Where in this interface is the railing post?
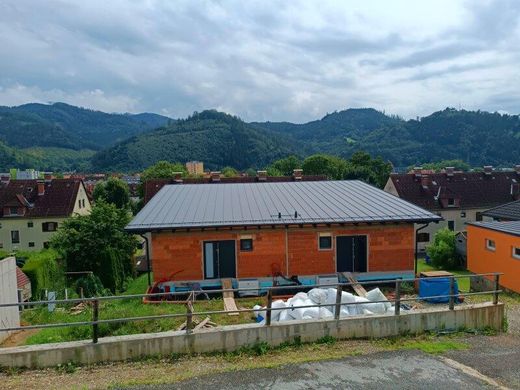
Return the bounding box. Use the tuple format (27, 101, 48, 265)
(92, 298, 99, 344)
(449, 277, 455, 310)
(493, 273, 500, 305)
(186, 293, 194, 334)
(394, 279, 401, 315)
(334, 283, 342, 320)
(266, 288, 273, 326)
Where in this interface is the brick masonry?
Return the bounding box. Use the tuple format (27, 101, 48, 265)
(151, 224, 415, 282)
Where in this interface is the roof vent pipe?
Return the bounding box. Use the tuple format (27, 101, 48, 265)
(445, 167, 455, 177)
(210, 171, 221, 182)
(483, 166, 493, 175)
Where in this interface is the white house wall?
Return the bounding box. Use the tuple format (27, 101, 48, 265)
(0, 257, 20, 343)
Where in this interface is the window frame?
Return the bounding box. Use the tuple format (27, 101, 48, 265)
(417, 232, 430, 243)
(27, 221, 34, 228)
(318, 233, 333, 251)
(460, 211, 466, 218)
(42, 222, 58, 232)
(486, 239, 496, 251)
(28, 242, 35, 248)
(9, 207, 18, 216)
(513, 246, 520, 260)
(447, 220, 455, 231)
(239, 238, 253, 252)
(11, 230, 20, 244)
(447, 198, 455, 207)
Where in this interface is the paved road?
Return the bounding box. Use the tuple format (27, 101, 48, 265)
(125, 350, 494, 389)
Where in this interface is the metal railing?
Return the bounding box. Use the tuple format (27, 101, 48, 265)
(0, 273, 502, 344)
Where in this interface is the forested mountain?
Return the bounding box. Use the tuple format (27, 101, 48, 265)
(0, 102, 170, 150)
(91, 110, 301, 171)
(253, 108, 520, 167)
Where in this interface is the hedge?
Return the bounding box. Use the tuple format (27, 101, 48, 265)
(21, 249, 65, 300)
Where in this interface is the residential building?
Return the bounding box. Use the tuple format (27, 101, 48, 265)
(0, 178, 91, 251)
(483, 199, 520, 221)
(466, 221, 520, 294)
(384, 165, 520, 251)
(126, 180, 440, 289)
(185, 161, 204, 176)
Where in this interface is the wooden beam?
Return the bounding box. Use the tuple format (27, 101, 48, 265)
(341, 272, 368, 297)
(221, 278, 239, 316)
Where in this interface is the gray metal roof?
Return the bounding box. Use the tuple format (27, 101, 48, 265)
(483, 200, 520, 221)
(126, 180, 442, 232)
(467, 220, 520, 237)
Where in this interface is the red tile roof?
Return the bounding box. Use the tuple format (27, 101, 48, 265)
(16, 266, 30, 288)
(389, 171, 520, 210)
(0, 179, 84, 218)
(144, 175, 327, 204)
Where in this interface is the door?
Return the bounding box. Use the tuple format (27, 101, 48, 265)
(336, 236, 367, 273)
(203, 240, 236, 279)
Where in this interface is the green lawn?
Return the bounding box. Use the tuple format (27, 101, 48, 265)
(416, 259, 472, 292)
(22, 274, 262, 345)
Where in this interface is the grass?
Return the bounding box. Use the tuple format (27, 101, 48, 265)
(417, 258, 472, 292)
(22, 274, 263, 345)
(376, 334, 469, 354)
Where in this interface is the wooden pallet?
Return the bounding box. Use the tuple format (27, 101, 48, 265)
(221, 278, 239, 316)
(341, 272, 368, 297)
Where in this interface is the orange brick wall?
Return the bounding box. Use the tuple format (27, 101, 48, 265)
(151, 224, 415, 282)
(467, 225, 520, 293)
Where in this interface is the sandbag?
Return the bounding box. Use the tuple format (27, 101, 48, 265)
(308, 288, 328, 304)
(253, 304, 266, 322)
(270, 300, 287, 322)
(366, 288, 391, 311)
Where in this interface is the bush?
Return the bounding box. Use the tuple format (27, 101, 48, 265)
(426, 228, 462, 269)
(73, 274, 109, 297)
(21, 249, 65, 299)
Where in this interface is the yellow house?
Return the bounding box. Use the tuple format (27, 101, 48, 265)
(0, 178, 91, 251)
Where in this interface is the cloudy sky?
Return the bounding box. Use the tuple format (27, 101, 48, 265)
(0, 0, 519, 122)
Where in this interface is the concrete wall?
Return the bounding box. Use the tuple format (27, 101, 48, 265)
(151, 224, 414, 282)
(0, 257, 20, 344)
(0, 302, 503, 368)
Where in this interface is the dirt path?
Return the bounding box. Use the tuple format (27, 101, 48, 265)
(0, 329, 39, 348)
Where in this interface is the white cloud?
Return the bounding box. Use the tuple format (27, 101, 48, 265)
(0, 0, 519, 121)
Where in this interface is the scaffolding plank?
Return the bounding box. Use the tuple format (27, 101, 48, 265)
(342, 272, 368, 297)
(222, 279, 239, 316)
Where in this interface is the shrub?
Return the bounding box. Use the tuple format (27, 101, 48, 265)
(426, 228, 462, 269)
(73, 274, 109, 297)
(21, 249, 65, 299)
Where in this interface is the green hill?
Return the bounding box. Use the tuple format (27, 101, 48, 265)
(91, 110, 302, 171)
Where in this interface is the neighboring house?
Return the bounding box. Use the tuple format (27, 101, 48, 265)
(466, 221, 520, 294)
(384, 165, 520, 251)
(143, 170, 326, 204)
(185, 161, 204, 176)
(483, 199, 520, 221)
(126, 180, 440, 289)
(16, 266, 31, 302)
(0, 177, 91, 251)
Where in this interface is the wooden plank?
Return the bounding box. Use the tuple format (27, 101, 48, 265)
(341, 272, 368, 297)
(222, 278, 239, 316)
(194, 317, 211, 331)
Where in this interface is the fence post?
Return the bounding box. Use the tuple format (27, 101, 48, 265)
(92, 298, 99, 344)
(266, 288, 273, 326)
(186, 293, 194, 334)
(334, 283, 342, 320)
(449, 277, 455, 310)
(493, 274, 500, 305)
(394, 279, 401, 315)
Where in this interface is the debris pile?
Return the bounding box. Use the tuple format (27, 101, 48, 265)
(253, 287, 397, 323)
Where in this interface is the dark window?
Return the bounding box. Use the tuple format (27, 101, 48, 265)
(9, 207, 18, 215)
(513, 247, 520, 259)
(240, 238, 253, 251)
(27, 221, 33, 228)
(28, 242, 35, 247)
(476, 212, 483, 222)
(82, 199, 86, 208)
(417, 232, 430, 242)
(0, 243, 3, 248)
(486, 239, 496, 251)
(43, 242, 50, 249)
(319, 235, 332, 250)
(42, 222, 58, 232)
(78, 199, 82, 209)
(448, 198, 455, 206)
(460, 211, 466, 218)
(448, 221, 455, 231)
(11, 230, 20, 244)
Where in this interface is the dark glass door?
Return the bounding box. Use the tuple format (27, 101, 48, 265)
(336, 235, 367, 273)
(203, 240, 236, 279)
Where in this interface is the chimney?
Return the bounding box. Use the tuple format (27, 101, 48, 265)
(44, 173, 52, 182)
(210, 171, 221, 182)
(445, 167, 455, 177)
(172, 172, 183, 183)
(421, 174, 432, 188)
(293, 169, 303, 180)
(515, 165, 520, 175)
(483, 165, 493, 175)
(257, 170, 267, 181)
(1, 174, 10, 184)
(37, 179, 45, 196)
(413, 167, 423, 180)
